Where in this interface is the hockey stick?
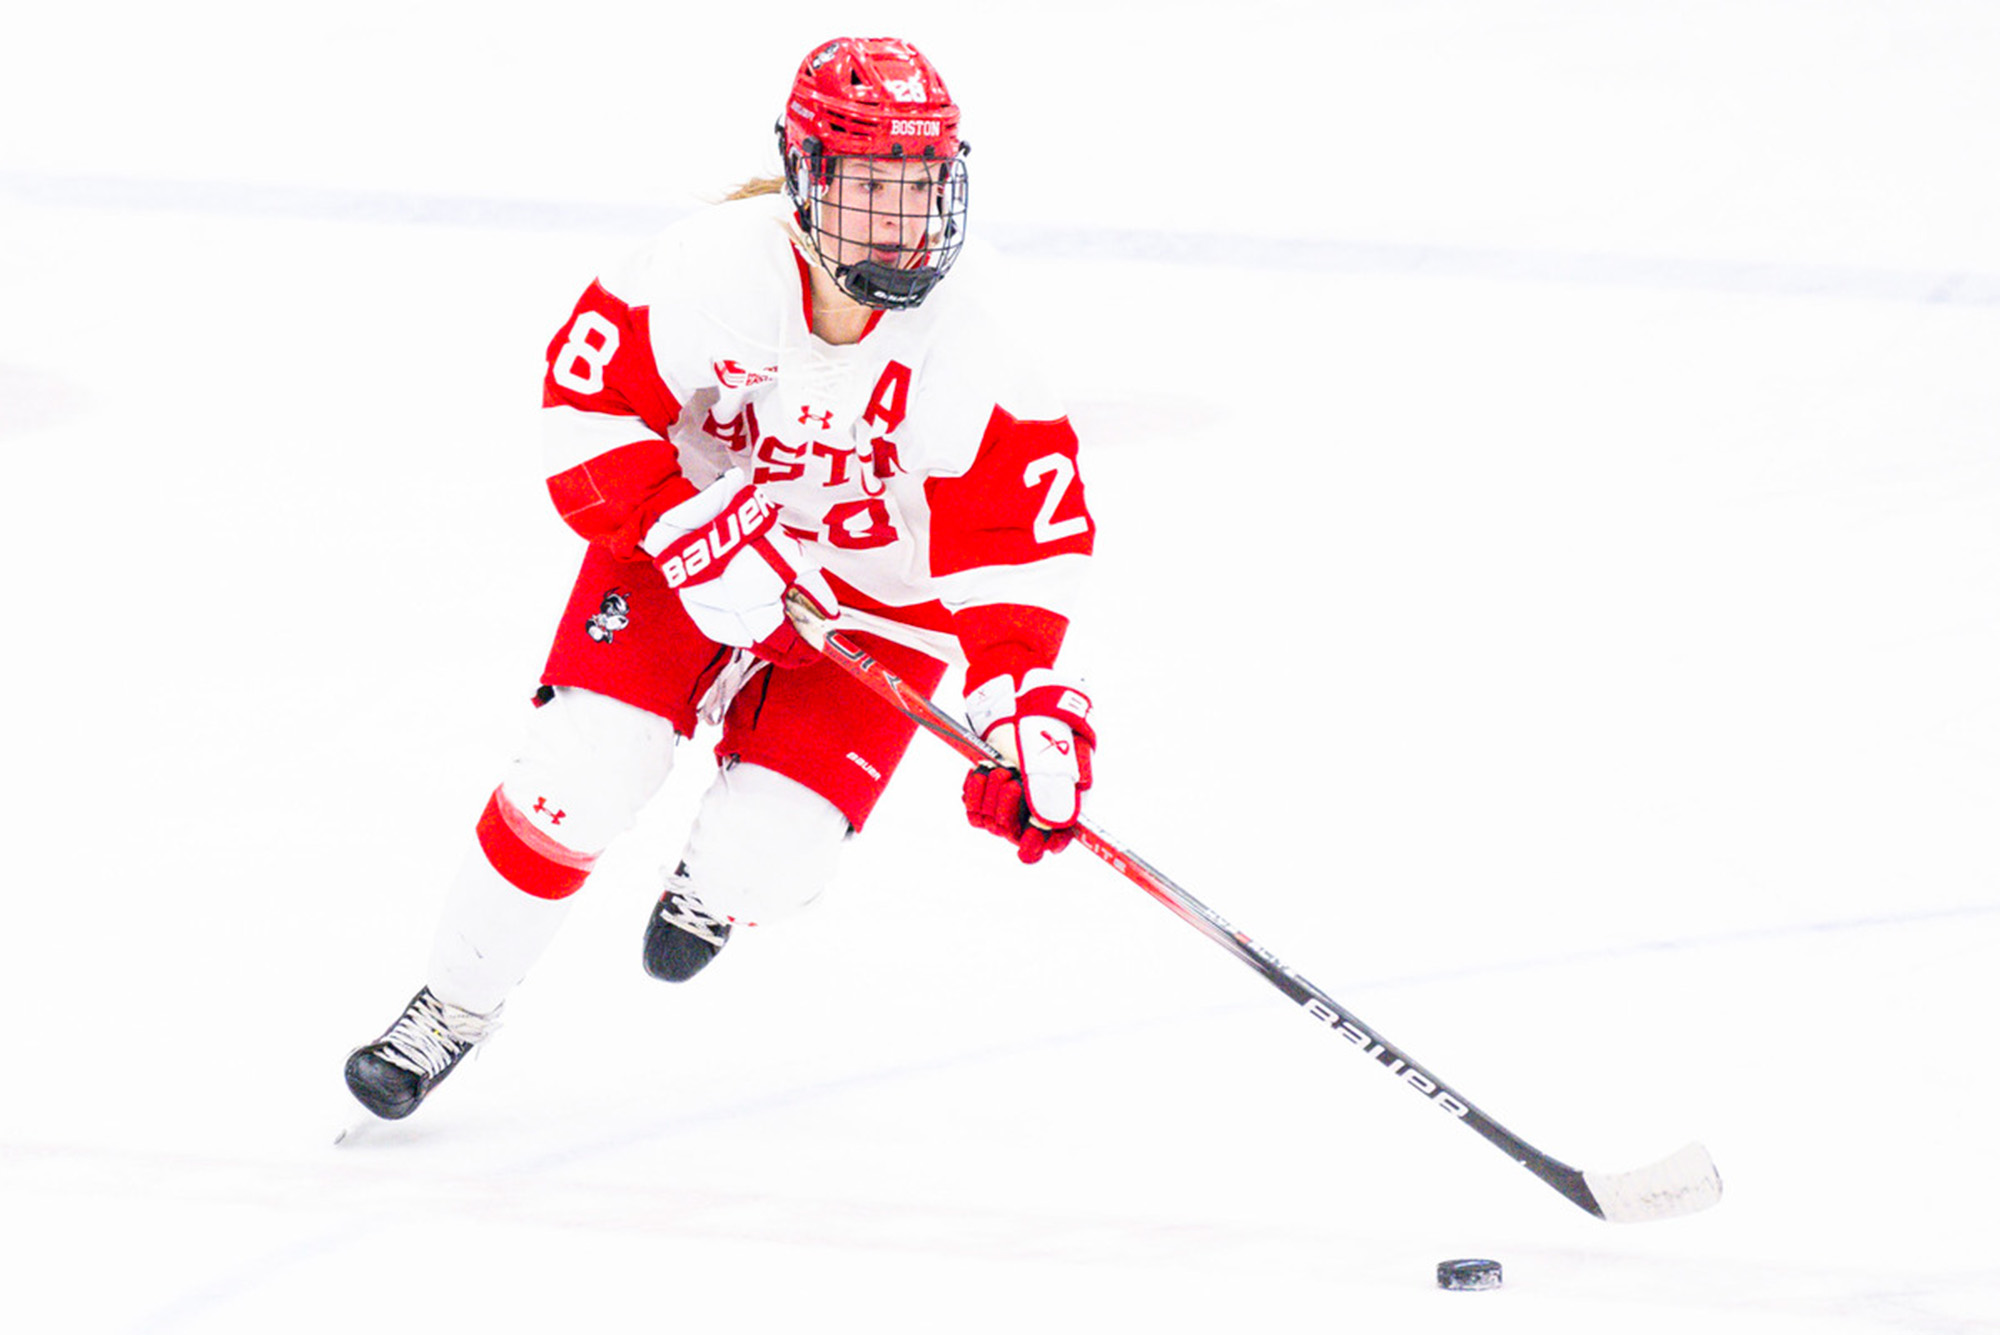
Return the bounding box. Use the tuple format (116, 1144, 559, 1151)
(786, 594, 1722, 1222)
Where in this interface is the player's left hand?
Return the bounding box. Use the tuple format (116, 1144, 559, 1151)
(962, 670, 1094, 863)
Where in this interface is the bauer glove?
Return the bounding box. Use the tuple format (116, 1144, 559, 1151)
(643, 468, 838, 668)
(962, 669, 1095, 863)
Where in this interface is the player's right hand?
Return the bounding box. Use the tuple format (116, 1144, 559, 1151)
(643, 469, 838, 667)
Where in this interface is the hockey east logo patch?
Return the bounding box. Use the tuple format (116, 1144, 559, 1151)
(586, 591, 631, 643)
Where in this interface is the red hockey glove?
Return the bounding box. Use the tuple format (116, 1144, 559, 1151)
(961, 670, 1095, 863)
(643, 469, 838, 668)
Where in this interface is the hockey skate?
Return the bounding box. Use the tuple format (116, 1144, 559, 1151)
(344, 988, 499, 1119)
(643, 871, 731, 982)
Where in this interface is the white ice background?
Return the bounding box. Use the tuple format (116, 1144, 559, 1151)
(3, 2, 1998, 1331)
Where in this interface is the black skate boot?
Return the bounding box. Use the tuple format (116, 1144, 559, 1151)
(344, 988, 499, 1119)
(643, 868, 731, 982)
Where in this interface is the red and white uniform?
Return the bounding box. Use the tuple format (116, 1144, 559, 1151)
(541, 191, 1094, 697)
(391, 39, 1091, 1069)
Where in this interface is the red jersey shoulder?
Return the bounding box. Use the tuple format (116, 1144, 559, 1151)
(543, 281, 678, 426)
(540, 200, 801, 550)
(924, 407, 1091, 578)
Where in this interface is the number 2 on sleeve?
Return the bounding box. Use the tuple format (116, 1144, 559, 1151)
(1024, 454, 1089, 544)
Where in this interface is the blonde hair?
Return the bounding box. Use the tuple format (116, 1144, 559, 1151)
(722, 175, 785, 202)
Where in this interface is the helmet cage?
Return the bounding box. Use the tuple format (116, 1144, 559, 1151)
(778, 37, 969, 311)
(781, 132, 971, 311)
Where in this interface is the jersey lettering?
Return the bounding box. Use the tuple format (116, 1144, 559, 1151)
(703, 403, 763, 455)
(754, 435, 808, 484)
(811, 441, 854, 486)
(822, 498, 898, 550)
(862, 361, 912, 434)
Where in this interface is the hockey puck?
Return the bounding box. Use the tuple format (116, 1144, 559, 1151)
(1437, 1258, 1502, 1291)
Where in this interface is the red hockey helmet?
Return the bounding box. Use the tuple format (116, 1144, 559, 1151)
(782, 36, 963, 162)
(778, 37, 971, 311)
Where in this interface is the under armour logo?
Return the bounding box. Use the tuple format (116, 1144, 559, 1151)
(533, 796, 566, 824)
(799, 405, 834, 429)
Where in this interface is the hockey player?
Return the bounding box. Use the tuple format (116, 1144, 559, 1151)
(345, 36, 1097, 1120)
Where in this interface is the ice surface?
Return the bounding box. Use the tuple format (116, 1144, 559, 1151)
(3, 3, 1998, 1332)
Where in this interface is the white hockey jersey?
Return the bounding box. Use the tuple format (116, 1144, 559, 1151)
(540, 192, 1093, 693)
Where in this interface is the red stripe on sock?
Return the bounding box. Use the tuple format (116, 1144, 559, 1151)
(475, 788, 596, 900)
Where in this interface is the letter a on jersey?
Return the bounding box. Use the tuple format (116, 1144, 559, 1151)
(863, 361, 912, 434)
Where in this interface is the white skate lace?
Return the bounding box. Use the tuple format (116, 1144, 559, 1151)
(658, 888, 729, 948)
(377, 990, 501, 1078)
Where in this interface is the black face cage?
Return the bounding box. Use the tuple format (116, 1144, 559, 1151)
(780, 132, 971, 312)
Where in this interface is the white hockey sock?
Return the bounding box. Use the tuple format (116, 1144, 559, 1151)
(426, 840, 579, 1015)
(420, 687, 679, 1012)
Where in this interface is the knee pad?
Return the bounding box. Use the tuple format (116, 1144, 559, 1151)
(679, 762, 851, 926)
(499, 687, 678, 856)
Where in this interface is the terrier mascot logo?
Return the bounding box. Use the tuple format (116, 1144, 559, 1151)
(586, 591, 631, 643)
